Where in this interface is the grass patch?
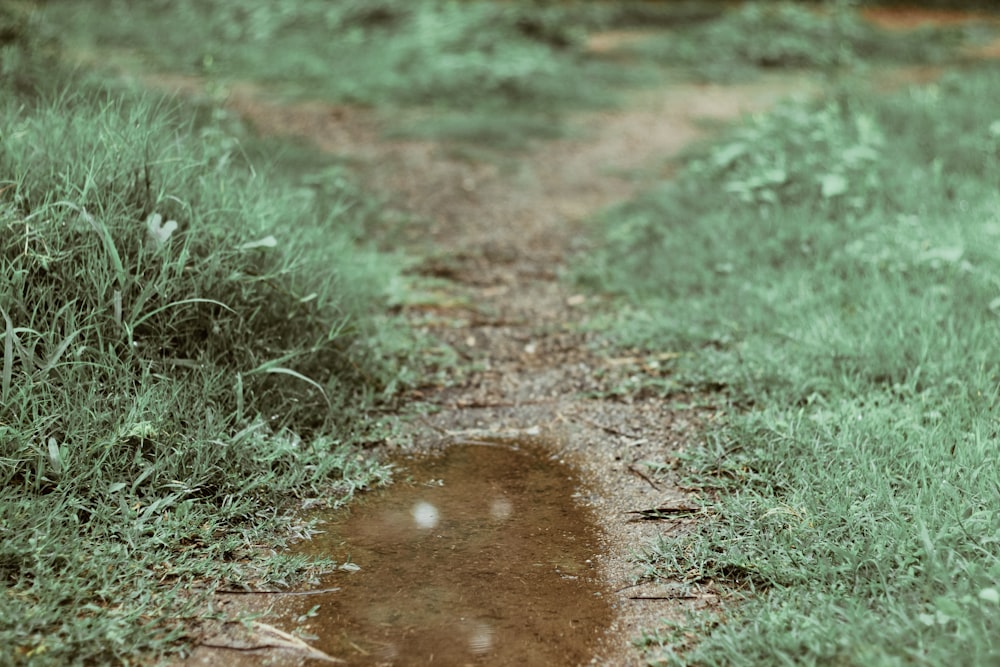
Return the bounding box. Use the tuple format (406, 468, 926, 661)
(0, 11, 413, 664)
(40, 0, 642, 148)
(580, 64, 1000, 664)
(627, 2, 982, 82)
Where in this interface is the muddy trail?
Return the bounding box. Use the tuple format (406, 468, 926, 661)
(163, 69, 813, 667)
(149, 16, 1000, 664)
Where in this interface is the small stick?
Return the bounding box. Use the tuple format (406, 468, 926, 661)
(451, 398, 558, 409)
(614, 582, 650, 594)
(215, 587, 341, 596)
(629, 595, 697, 601)
(561, 411, 641, 439)
(452, 438, 521, 450)
(200, 622, 344, 662)
(628, 595, 715, 600)
(604, 352, 682, 367)
(626, 507, 700, 520)
(628, 594, 716, 601)
(627, 464, 661, 491)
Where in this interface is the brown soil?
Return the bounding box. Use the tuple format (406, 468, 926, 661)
(151, 68, 815, 667)
(861, 6, 997, 30)
(862, 6, 1000, 62)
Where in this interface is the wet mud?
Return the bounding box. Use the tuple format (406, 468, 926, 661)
(285, 442, 612, 666)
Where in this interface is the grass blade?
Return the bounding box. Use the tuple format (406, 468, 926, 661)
(0, 305, 12, 401)
(41, 329, 80, 374)
(54, 200, 127, 289)
(249, 364, 331, 408)
(129, 298, 236, 331)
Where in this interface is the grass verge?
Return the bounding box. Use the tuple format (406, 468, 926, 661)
(579, 62, 1000, 664)
(1, 9, 413, 665)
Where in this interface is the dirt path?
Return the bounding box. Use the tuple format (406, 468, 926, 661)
(119, 10, 1000, 664)
(144, 70, 814, 666)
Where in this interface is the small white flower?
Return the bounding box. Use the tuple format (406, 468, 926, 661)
(146, 212, 178, 248)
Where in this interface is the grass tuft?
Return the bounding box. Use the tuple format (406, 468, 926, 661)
(0, 64, 406, 667)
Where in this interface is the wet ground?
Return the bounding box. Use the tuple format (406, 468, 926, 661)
(283, 442, 611, 666)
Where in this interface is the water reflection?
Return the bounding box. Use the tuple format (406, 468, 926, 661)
(410, 500, 439, 529)
(288, 442, 612, 666)
(468, 621, 494, 654)
(490, 496, 513, 521)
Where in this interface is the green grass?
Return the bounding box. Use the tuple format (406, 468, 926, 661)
(10, 0, 1000, 663)
(40, 1, 985, 145)
(0, 11, 412, 665)
(580, 64, 1000, 665)
(39, 0, 641, 148)
(626, 1, 980, 82)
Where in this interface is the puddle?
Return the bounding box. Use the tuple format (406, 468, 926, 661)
(285, 441, 613, 666)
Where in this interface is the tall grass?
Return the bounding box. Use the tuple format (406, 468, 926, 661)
(0, 56, 406, 667)
(581, 66, 1000, 664)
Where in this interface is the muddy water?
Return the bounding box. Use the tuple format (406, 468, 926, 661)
(287, 442, 612, 666)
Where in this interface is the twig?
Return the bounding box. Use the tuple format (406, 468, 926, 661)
(629, 593, 717, 601)
(215, 587, 341, 596)
(627, 464, 661, 491)
(629, 595, 697, 601)
(605, 352, 682, 367)
(451, 398, 558, 409)
(626, 506, 700, 520)
(200, 643, 317, 652)
(614, 582, 651, 594)
(560, 411, 641, 439)
(199, 622, 344, 662)
(468, 318, 529, 328)
(451, 438, 521, 450)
